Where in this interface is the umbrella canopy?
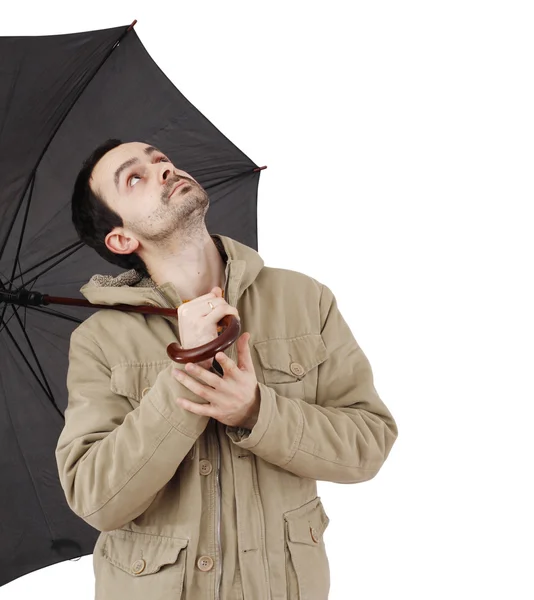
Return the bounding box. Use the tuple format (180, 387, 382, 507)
(0, 22, 263, 587)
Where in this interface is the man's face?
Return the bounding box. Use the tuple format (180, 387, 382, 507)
(90, 141, 209, 254)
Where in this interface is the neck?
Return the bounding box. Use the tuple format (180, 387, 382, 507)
(141, 227, 226, 301)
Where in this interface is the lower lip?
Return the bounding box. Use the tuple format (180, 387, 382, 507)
(170, 182, 187, 197)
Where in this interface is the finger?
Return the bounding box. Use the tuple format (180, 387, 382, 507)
(184, 362, 222, 387)
(206, 304, 239, 322)
(172, 368, 216, 400)
(237, 332, 254, 371)
(176, 398, 217, 418)
(177, 293, 219, 317)
(180, 296, 225, 315)
(214, 351, 238, 377)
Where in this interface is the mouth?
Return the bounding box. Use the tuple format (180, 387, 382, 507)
(169, 180, 189, 198)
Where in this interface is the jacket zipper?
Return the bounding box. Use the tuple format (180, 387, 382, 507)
(154, 280, 226, 600)
(215, 272, 229, 600)
(215, 432, 222, 600)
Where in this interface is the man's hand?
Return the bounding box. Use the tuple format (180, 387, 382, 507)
(172, 332, 261, 430)
(177, 287, 240, 371)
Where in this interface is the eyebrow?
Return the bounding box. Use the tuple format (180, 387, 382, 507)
(113, 146, 162, 190)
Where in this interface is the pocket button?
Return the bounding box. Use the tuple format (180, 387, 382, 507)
(197, 555, 214, 571)
(132, 558, 146, 575)
(310, 527, 319, 543)
(290, 362, 305, 377)
(141, 387, 151, 397)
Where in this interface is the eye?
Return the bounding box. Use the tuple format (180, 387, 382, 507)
(129, 175, 141, 187)
(158, 156, 170, 162)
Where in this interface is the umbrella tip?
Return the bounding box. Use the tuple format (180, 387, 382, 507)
(253, 165, 267, 172)
(128, 19, 138, 31)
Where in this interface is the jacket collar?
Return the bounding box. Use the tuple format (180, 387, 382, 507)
(80, 234, 263, 311)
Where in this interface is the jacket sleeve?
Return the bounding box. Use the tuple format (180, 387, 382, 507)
(55, 329, 210, 532)
(226, 283, 398, 483)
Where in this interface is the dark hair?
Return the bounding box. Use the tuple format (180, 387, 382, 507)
(71, 138, 149, 275)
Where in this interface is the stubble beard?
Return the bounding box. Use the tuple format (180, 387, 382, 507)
(127, 181, 210, 246)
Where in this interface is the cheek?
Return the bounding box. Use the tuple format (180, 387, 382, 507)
(134, 187, 160, 208)
(121, 199, 149, 225)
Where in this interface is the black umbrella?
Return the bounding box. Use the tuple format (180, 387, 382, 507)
(0, 21, 264, 587)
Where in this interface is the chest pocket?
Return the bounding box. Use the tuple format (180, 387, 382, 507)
(254, 334, 328, 403)
(110, 362, 171, 406)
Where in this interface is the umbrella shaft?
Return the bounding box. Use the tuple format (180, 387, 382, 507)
(0, 289, 176, 317)
(44, 295, 177, 317)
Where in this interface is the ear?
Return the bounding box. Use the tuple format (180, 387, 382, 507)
(105, 227, 140, 255)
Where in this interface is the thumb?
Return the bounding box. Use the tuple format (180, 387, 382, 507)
(237, 332, 253, 371)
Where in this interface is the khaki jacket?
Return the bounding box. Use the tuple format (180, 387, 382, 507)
(55, 234, 398, 600)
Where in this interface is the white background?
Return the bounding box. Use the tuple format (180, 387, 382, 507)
(2, 1, 533, 598)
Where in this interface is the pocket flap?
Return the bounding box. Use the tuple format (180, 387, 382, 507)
(284, 497, 330, 545)
(254, 335, 327, 380)
(102, 529, 188, 576)
(111, 362, 170, 402)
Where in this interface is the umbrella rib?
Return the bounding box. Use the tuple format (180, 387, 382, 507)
(21, 263, 28, 330)
(0, 300, 34, 335)
(0, 190, 26, 264)
(9, 241, 84, 285)
(6, 174, 35, 292)
(0, 305, 17, 335)
(0, 316, 62, 418)
(19, 243, 85, 289)
(27, 321, 71, 360)
(0, 279, 14, 332)
(203, 167, 260, 192)
(10, 309, 60, 413)
(21, 200, 74, 255)
(27, 304, 83, 325)
(0, 22, 133, 266)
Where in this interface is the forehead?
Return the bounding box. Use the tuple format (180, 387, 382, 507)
(91, 142, 161, 192)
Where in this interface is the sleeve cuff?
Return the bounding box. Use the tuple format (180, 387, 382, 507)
(148, 363, 209, 437)
(225, 382, 276, 447)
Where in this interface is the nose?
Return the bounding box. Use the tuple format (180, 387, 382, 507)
(158, 162, 175, 185)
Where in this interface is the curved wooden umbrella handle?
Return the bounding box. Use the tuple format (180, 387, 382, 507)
(166, 315, 241, 364)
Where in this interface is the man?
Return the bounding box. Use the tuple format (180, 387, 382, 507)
(55, 139, 398, 600)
